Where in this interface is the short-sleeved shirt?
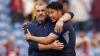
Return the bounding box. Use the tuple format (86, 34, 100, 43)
(52, 21, 76, 56)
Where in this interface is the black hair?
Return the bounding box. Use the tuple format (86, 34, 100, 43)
(47, 2, 63, 11)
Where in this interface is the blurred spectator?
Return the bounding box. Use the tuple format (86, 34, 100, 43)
(2, 36, 19, 56)
(91, 0, 100, 47)
(10, 0, 24, 23)
(69, 0, 91, 37)
(62, 1, 69, 12)
(23, 0, 35, 22)
(76, 36, 91, 56)
(0, 52, 2, 56)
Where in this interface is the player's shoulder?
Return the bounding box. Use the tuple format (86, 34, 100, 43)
(64, 21, 71, 26)
(63, 21, 73, 29)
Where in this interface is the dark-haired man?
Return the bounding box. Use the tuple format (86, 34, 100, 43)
(25, 2, 76, 56)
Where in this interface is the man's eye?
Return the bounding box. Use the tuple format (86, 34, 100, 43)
(50, 11, 53, 14)
(42, 10, 45, 12)
(36, 10, 40, 12)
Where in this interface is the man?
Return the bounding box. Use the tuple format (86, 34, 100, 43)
(25, 1, 63, 56)
(25, 1, 74, 56)
(25, 2, 76, 56)
(2, 36, 19, 56)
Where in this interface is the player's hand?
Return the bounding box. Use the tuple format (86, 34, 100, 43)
(50, 40, 64, 50)
(25, 29, 31, 40)
(21, 23, 28, 30)
(54, 20, 64, 33)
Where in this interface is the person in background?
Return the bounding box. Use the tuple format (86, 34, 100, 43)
(10, 0, 24, 23)
(76, 35, 91, 56)
(91, 0, 100, 48)
(2, 36, 19, 56)
(22, 0, 35, 22)
(62, 1, 69, 12)
(69, 0, 91, 37)
(0, 52, 2, 56)
(69, 0, 91, 56)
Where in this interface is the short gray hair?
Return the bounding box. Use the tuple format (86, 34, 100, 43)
(34, 1, 47, 9)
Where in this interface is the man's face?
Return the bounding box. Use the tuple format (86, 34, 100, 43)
(48, 8, 59, 22)
(35, 4, 47, 21)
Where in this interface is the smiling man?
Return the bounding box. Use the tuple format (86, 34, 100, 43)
(25, 2, 76, 56)
(24, 1, 74, 56)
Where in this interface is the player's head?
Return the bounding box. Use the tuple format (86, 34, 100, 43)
(47, 2, 63, 22)
(34, 1, 47, 22)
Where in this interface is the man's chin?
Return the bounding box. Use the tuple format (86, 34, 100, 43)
(39, 18, 46, 21)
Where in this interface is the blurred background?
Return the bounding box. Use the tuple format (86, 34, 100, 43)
(0, 0, 100, 56)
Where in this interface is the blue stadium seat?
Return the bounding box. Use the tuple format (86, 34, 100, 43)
(0, 22, 11, 31)
(12, 30, 24, 40)
(0, 14, 11, 23)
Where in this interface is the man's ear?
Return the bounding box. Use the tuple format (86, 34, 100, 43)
(57, 10, 62, 15)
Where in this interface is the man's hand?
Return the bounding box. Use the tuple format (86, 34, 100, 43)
(25, 29, 31, 40)
(21, 23, 28, 30)
(50, 40, 64, 50)
(54, 20, 64, 33)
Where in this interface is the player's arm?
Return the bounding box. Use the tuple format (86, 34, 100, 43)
(27, 40, 64, 51)
(25, 29, 58, 44)
(59, 12, 74, 22)
(38, 40, 64, 51)
(55, 12, 74, 33)
(25, 25, 63, 51)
